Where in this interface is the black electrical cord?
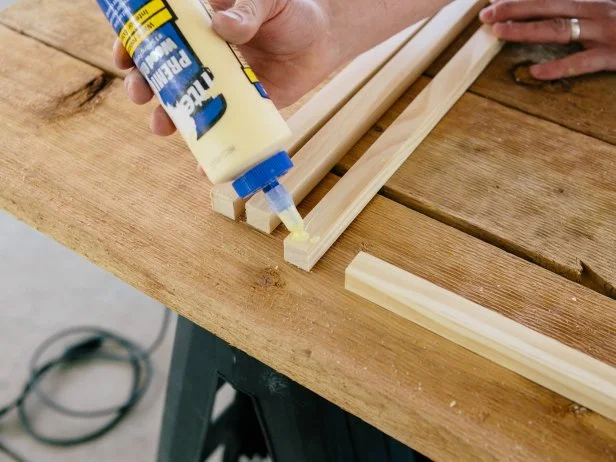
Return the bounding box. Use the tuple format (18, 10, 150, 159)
(0, 307, 171, 461)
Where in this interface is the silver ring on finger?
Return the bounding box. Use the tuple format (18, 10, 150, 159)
(570, 18, 581, 42)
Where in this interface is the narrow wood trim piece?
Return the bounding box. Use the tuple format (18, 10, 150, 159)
(345, 252, 616, 422)
(284, 25, 502, 271)
(244, 0, 487, 232)
(209, 23, 425, 219)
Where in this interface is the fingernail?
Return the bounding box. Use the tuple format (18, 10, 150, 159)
(480, 7, 494, 21)
(221, 9, 243, 23)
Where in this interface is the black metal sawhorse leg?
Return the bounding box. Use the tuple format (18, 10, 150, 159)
(158, 316, 424, 462)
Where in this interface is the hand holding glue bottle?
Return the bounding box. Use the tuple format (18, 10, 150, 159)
(97, 0, 309, 239)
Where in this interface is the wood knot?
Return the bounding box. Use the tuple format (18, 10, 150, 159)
(44, 74, 113, 120)
(255, 266, 286, 289)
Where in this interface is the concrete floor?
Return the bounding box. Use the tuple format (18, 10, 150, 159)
(0, 210, 176, 461)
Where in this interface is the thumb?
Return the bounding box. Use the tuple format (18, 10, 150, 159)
(212, 0, 277, 44)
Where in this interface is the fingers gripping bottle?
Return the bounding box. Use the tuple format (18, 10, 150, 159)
(97, 0, 308, 237)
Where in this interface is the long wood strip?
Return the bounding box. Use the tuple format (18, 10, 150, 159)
(244, 0, 487, 233)
(210, 22, 425, 219)
(346, 252, 616, 422)
(3, 25, 616, 461)
(285, 25, 503, 271)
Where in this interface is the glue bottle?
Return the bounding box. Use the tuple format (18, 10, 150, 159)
(97, 0, 306, 236)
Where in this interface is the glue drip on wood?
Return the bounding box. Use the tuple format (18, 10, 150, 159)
(278, 208, 319, 243)
(263, 180, 319, 242)
(278, 207, 310, 241)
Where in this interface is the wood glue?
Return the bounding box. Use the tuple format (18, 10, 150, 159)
(97, 0, 308, 238)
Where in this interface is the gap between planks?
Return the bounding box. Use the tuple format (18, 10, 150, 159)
(345, 252, 616, 422)
(209, 21, 425, 219)
(284, 24, 503, 272)
(244, 0, 488, 233)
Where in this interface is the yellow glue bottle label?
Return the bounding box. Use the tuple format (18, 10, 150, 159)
(97, 0, 292, 184)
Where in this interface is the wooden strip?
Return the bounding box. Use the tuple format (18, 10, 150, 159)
(285, 25, 503, 271)
(210, 22, 425, 219)
(244, 0, 487, 233)
(346, 252, 616, 422)
(3, 25, 616, 461)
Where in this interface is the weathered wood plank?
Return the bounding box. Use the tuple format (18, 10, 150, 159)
(1, 26, 615, 461)
(338, 75, 616, 297)
(425, 18, 616, 145)
(3, 2, 614, 145)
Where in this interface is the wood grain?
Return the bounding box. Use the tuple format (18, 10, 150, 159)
(245, 0, 486, 234)
(210, 22, 425, 219)
(346, 252, 616, 422)
(285, 26, 503, 271)
(2, 25, 616, 461)
(337, 75, 616, 297)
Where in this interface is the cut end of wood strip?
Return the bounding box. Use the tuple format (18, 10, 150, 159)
(245, 199, 279, 234)
(345, 252, 616, 422)
(210, 184, 244, 220)
(246, 191, 282, 233)
(283, 238, 316, 272)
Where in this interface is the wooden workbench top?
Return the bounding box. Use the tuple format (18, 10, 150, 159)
(1, 1, 615, 460)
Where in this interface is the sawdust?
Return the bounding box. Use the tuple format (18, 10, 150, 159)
(569, 403, 588, 415)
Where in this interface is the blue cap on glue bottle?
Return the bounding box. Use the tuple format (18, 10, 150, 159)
(232, 152, 306, 235)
